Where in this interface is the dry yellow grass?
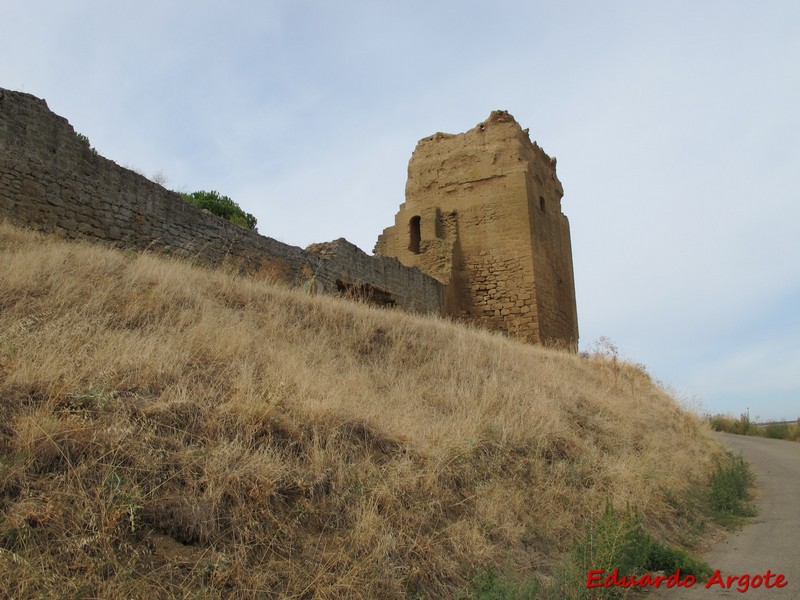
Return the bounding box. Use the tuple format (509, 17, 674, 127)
(0, 221, 720, 598)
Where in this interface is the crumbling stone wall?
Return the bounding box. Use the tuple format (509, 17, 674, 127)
(306, 239, 442, 311)
(375, 111, 579, 348)
(0, 89, 578, 343)
(0, 87, 441, 314)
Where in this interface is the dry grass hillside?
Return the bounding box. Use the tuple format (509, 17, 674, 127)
(0, 221, 721, 598)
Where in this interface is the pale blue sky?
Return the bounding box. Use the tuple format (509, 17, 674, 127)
(2, 1, 798, 420)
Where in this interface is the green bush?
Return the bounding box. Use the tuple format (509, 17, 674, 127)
(75, 132, 98, 155)
(763, 422, 791, 439)
(460, 502, 712, 600)
(707, 413, 800, 441)
(460, 454, 757, 599)
(181, 190, 257, 231)
(459, 568, 541, 600)
(789, 420, 800, 442)
(551, 501, 711, 598)
(707, 413, 760, 436)
(708, 454, 756, 521)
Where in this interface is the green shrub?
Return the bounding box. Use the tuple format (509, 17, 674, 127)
(763, 422, 791, 439)
(460, 454, 756, 599)
(464, 502, 712, 600)
(708, 454, 756, 525)
(707, 413, 759, 436)
(645, 543, 711, 578)
(552, 501, 711, 598)
(75, 132, 98, 155)
(181, 190, 257, 231)
(707, 413, 800, 441)
(458, 568, 541, 600)
(791, 420, 800, 442)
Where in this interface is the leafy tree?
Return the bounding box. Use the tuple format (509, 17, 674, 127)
(181, 190, 257, 231)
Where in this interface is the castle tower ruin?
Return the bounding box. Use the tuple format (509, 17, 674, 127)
(375, 111, 578, 349)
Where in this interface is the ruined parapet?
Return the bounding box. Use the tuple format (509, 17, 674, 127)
(0, 87, 443, 316)
(0, 88, 316, 284)
(375, 110, 579, 349)
(0, 89, 573, 340)
(307, 239, 442, 313)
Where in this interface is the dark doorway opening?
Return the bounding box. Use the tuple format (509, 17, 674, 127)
(409, 216, 421, 254)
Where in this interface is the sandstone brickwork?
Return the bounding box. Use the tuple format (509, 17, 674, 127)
(0, 89, 578, 345)
(375, 111, 579, 348)
(0, 88, 442, 314)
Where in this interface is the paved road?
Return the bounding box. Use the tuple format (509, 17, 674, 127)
(649, 432, 800, 598)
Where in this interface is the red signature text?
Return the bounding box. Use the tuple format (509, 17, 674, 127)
(586, 568, 788, 592)
(704, 569, 787, 593)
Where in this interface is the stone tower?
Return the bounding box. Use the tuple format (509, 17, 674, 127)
(374, 110, 578, 349)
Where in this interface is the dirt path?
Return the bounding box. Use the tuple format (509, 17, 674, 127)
(649, 432, 800, 598)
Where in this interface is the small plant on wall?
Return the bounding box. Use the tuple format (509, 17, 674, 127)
(75, 132, 98, 155)
(180, 190, 257, 231)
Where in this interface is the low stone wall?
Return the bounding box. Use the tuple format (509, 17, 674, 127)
(307, 239, 442, 312)
(0, 87, 442, 314)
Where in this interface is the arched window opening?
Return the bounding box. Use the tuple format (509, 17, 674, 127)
(539, 196, 546, 213)
(409, 216, 421, 254)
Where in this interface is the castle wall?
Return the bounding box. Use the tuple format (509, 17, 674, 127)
(525, 171, 580, 347)
(307, 238, 442, 311)
(375, 111, 579, 348)
(0, 89, 576, 344)
(0, 88, 442, 314)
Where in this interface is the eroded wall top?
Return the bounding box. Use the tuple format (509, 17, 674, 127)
(405, 110, 563, 202)
(375, 110, 578, 349)
(0, 87, 442, 314)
